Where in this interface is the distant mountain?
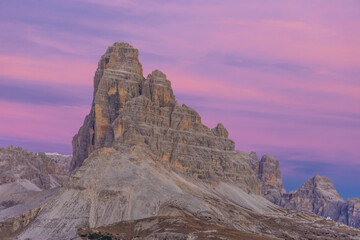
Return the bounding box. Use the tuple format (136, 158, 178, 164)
(1, 43, 359, 240)
(45, 152, 72, 175)
(0, 145, 68, 221)
(257, 156, 360, 228)
(281, 175, 360, 228)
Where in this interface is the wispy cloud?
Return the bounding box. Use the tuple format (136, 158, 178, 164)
(0, 78, 92, 106)
(0, 54, 95, 85)
(0, 101, 88, 144)
(222, 53, 310, 75)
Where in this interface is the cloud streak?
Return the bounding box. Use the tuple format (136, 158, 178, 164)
(0, 78, 92, 106)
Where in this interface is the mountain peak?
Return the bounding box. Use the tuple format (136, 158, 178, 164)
(280, 174, 345, 221)
(301, 175, 344, 202)
(100, 42, 141, 72)
(258, 154, 283, 189)
(258, 154, 285, 204)
(112, 42, 135, 48)
(71, 42, 255, 194)
(313, 174, 330, 182)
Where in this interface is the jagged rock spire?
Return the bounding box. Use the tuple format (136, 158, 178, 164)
(258, 154, 285, 205)
(71, 43, 254, 194)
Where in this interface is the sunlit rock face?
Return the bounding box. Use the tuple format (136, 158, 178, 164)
(72, 43, 144, 170)
(71, 42, 260, 193)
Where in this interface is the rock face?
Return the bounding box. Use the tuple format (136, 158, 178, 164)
(0, 146, 68, 221)
(255, 153, 360, 229)
(0, 146, 67, 189)
(280, 175, 360, 229)
(4, 43, 360, 240)
(71, 42, 260, 194)
(71, 42, 144, 170)
(281, 175, 344, 215)
(259, 161, 360, 230)
(340, 198, 360, 228)
(45, 153, 72, 175)
(258, 154, 286, 205)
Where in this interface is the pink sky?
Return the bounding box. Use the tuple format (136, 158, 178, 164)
(0, 0, 359, 199)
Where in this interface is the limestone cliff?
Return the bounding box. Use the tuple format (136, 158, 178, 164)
(340, 198, 360, 228)
(258, 154, 286, 205)
(71, 42, 260, 194)
(72, 43, 144, 170)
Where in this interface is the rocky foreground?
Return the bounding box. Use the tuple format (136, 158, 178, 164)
(78, 214, 359, 240)
(0, 42, 359, 240)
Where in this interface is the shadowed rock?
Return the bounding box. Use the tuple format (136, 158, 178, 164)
(258, 154, 285, 205)
(340, 198, 360, 228)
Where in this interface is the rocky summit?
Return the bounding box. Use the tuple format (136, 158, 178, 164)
(256, 155, 360, 229)
(281, 175, 345, 215)
(280, 175, 360, 228)
(71, 42, 260, 194)
(1, 43, 360, 240)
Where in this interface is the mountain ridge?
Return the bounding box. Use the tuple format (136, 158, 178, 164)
(0, 146, 68, 222)
(259, 157, 360, 228)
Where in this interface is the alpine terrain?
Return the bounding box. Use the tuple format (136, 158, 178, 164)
(0, 42, 359, 240)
